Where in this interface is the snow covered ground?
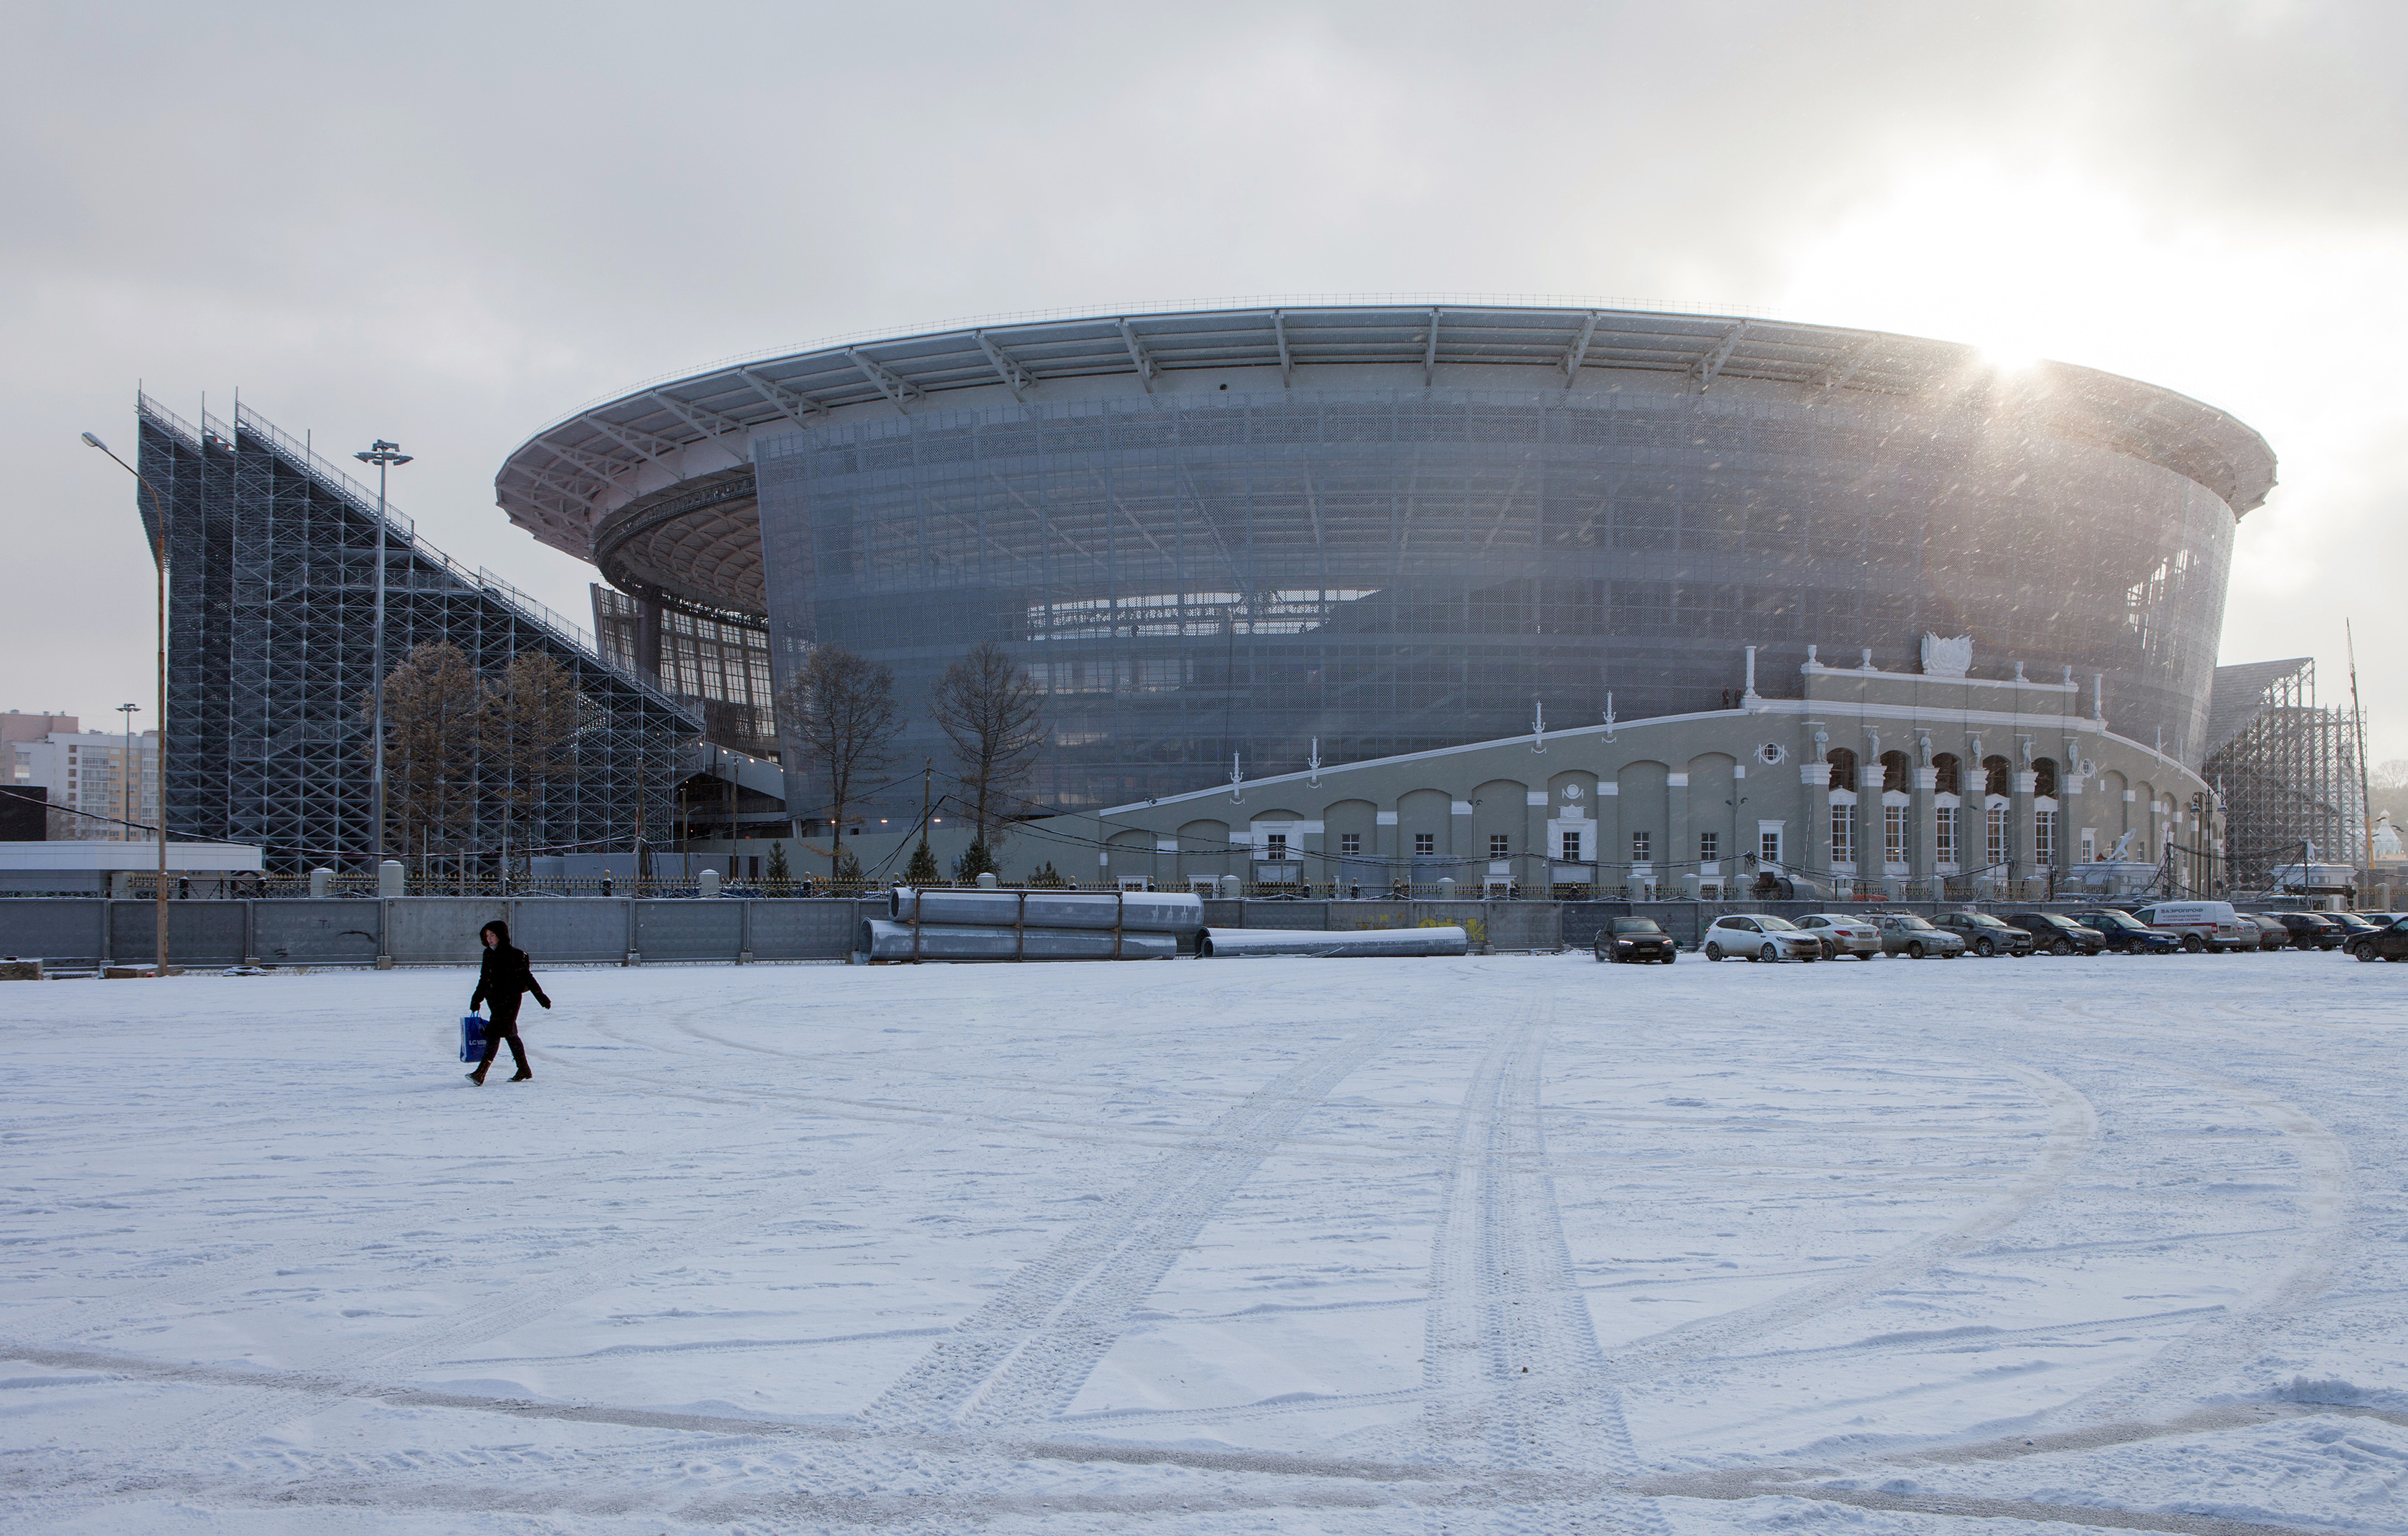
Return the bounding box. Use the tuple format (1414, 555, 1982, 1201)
(6, 946, 2408, 1534)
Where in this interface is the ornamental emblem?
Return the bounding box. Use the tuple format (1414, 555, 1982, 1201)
(1563, 783, 1582, 801)
(1920, 632, 1973, 678)
(1756, 742, 1787, 765)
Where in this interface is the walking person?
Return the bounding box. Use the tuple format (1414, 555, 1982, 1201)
(467, 919, 550, 1085)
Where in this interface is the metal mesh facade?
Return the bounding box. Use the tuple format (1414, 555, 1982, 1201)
(752, 386, 2238, 814)
(591, 586, 778, 757)
(138, 395, 701, 875)
(2204, 658, 2365, 886)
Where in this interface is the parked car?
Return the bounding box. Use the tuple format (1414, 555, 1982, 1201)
(2070, 908, 2183, 954)
(1870, 912, 1965, 958)
(2349, 917, 2408, 963)
(2261, 911, 2344, 951)
(2242, 913, 2290, 950)
(1701, 914, 1824, 962)
(2005, 912, 2107, 955)
(2131, 901, 2258, 953)
(2328, 912, 2384, 943)
(1931, 911, 2035, 956)
(1793, 913, 1883, 960)
(1594, 916, 1678, 963)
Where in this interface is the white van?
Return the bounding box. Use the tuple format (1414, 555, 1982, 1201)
(2131, 900, 2254, 953)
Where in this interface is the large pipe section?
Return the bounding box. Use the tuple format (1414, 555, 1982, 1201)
(1197, 926, 1470, 958)
(858, 918, 1177, 963)
(889, 887, 1204, 935)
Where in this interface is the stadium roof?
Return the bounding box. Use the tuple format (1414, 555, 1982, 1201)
(494, 302, 2280, 618)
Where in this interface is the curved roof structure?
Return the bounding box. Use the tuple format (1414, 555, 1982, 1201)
(495, 303, 2279, 619)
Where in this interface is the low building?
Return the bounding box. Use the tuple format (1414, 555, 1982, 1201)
(1055, 637, 2224, 902)
(0, 839, 263, 897)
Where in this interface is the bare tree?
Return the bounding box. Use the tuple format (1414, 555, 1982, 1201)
(481, 651, 583, 877)
(780, 646, 902, 878)
(375, 642, 483, 872)
(930, 640, 1045, 848)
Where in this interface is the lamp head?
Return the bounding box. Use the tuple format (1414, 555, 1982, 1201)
(80, 431, 106, 450)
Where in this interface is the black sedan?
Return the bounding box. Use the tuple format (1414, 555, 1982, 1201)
(2005, 912, 2107, 955)
(2350, 918, 2408, 962)
(2265, 911, 2344, 950)
(2069, 909, 2183, 954)
(1595, 916, 1678, 963)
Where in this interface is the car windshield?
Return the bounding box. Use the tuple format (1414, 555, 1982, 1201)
(2030, 915, 2072, 928)
(1890, 915, 1935, 931)
(1756, 916, 1800, 931)
(2083, 911, 2142, 930)
(1968, 914, 2011, 928)
(1611, 919, 1663, 935)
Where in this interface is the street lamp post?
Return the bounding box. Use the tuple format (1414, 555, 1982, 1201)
(117, 702, 139, 840)
(353, 441, 412, 875)
(80, 432, 171, 975)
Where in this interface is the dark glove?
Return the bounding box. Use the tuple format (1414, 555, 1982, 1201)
(538, 997, 552, 1009)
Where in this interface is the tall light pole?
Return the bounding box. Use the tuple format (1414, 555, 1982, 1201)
(354, 441, 412, 872)
(116, 702, 140, 839)
(80, 432, 171, 975)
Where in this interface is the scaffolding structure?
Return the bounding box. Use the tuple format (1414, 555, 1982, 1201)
(137, 394, 702, 877)
(591, 586, 778, 758)
(2203, 658, 2364, 889)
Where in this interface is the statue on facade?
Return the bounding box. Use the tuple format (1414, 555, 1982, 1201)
(1920, 633, 1973, 678)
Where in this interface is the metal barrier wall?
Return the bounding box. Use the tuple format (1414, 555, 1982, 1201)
(0, 895, 2207, 970)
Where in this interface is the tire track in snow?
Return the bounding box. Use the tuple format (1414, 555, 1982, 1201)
(140, 1059, 1081, 1457)
(1421, 998, 1661, 1535)
(2040, 1059, 2353, 1431)
(1593, 1058, 2099, 1383)
(861, 1025, 1397, 1432)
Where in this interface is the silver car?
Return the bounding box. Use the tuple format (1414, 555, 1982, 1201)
(1871, 912, 1966, 958)
(1701, 914, 1824, 963)
(1794, 913, 1883, 960)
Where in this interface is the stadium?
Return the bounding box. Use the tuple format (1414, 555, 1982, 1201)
(497, 302, 2276, 821)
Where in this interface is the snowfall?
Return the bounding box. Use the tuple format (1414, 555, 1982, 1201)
(7, 946, 2408, 1535)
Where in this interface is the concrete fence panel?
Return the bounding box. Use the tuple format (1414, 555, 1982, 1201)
(634, 900, 746, 961)
(383, 899, 513, 965)
(505, 900, 634, 965)
(0, 900, 110, 967)
(745, 899, 879, 960)
(106, 900, 247, 967)
(254, 902, 383, 966)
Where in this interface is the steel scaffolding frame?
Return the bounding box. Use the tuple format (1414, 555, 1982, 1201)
(137, 393, 702, 877)
(2204, 658, 2363, 888)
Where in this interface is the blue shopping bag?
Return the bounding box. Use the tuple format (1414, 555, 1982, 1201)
(459, 1013, 487, 1063)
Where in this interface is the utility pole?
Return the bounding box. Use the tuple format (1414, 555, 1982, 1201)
(2349, 618, 2373, 882)
(81, 431, 173, 975)
(354, 441, 412, 876)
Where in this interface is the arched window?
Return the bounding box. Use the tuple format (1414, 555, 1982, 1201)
(1933, 753, 1961, 795)
(2033, 757, 2058, 798)
(1880, 750, 1911, 794)
(1982, 755, 2012, 798)
(1825, 747, 1858, 786)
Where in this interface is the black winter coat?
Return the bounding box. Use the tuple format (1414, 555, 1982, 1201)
(472, 945, 550, 1013)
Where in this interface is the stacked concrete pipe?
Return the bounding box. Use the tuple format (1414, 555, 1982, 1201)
(857, 887, 1205, 963)
(1196, 926, 1470, 958)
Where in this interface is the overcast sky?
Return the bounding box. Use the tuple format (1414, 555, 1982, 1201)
(7, 1, 2404, 759)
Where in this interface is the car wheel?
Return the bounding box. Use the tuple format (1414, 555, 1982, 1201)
(1661, 954, 1676, 964)
(1906, 941, 1924, 959)
(1759, 943, 1778, 963)
(2356, 942, 2379, 963)
(2048, 938, 2073, 956)
(1974, 937, 1995, 957)
(2183, 934, 2204, 953)
(1705, 943, 1724, 961)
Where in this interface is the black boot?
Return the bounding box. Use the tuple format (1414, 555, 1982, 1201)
(467, 1067, 487, 1085)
